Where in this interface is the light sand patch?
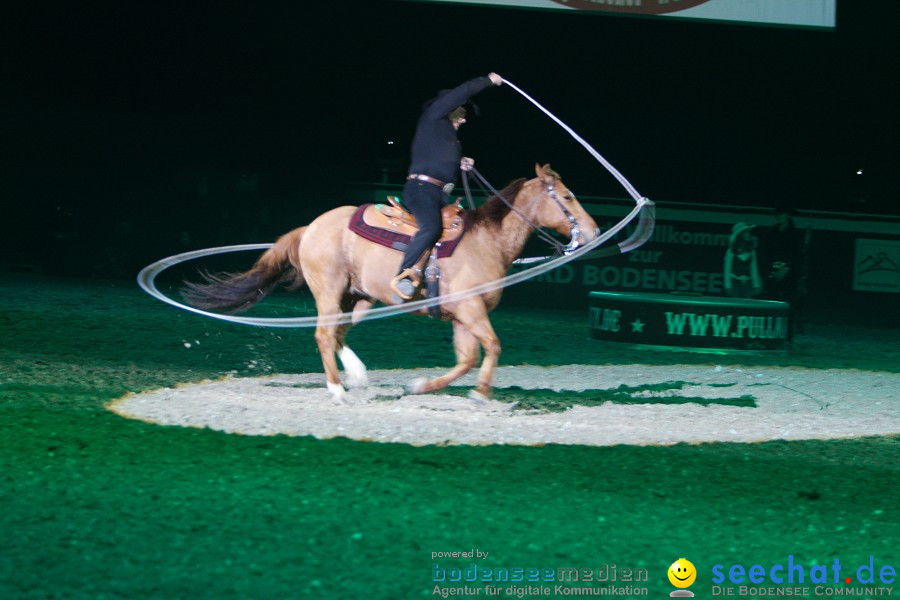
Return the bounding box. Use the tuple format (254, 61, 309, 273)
(109, 365, 900, 446)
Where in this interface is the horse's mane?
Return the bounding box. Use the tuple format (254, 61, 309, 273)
(470, 178, 527, 230)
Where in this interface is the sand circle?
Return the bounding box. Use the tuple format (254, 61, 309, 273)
(109, 365, 900, 447)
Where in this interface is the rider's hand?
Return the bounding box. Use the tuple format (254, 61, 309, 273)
(488, 72, 502, 86)
(460, 157, 475, 172)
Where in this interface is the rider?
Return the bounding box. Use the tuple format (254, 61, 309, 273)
(390, 72, 503, 300)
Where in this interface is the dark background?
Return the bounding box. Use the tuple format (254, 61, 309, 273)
(3, 0, 898, 277)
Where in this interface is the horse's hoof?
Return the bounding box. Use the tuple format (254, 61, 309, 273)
(405, 377, 428, 395)
(346, 374, 369, 389)
(327, 381, 350, 405)
(468, 389, 489, 405)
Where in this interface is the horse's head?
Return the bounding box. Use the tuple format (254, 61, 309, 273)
(528, 163, 600, 253)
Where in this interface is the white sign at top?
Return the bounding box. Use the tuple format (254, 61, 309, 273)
(417, 0, 837, 29)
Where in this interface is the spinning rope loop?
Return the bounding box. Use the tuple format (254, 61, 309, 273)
(138, 80, 656, 328)
(501, 78, 644, 202)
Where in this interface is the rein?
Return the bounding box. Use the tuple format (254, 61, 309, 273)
(464, 168, 569, 256)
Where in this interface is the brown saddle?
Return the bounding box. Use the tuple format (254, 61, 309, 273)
(362, 196, 466, 243)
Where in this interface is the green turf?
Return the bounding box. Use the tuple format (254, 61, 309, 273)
(0, 273, 897, 599)
(441, 382, 757, 411)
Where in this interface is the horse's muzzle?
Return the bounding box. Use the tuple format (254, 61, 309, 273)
(563, 222, 601, 255)
(580, 227, 601, 245)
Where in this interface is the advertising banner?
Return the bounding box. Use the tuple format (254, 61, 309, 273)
(413, 0, 837, 29)
(589, 291, 790, 350)
(507, 209, 736, 307)
(853, 238, 900, 293)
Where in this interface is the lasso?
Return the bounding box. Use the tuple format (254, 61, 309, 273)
(137, 80, 656, 328)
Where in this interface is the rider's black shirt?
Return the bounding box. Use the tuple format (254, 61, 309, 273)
(408, 76, 494, 185)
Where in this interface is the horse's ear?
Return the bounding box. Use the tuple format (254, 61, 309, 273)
(535, 163, 555, 184)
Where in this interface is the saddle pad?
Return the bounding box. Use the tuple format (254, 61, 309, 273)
(348, 204, 468, 259)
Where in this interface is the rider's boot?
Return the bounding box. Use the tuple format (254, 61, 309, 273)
(390, 268, 420, 300)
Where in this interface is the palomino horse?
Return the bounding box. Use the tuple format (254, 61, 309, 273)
(182, 164, 599, 403)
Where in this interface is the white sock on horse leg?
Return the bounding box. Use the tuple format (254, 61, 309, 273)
(338, 346, 368, 388)
(406, 377, 428, 395)
(326, 380, 349, 404)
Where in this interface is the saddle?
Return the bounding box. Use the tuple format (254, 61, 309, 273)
(369, 196, 465, 242)
(348, 197, 469, 259)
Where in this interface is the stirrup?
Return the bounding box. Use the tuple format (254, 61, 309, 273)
(390, 269, 419, 300)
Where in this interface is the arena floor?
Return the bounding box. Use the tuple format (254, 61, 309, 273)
(1, 273, 897, 598)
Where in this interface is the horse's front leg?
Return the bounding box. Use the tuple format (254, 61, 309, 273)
(407, 320, 479, 394)
(460, 310, 501, 401)
(407, 304, 500, 401)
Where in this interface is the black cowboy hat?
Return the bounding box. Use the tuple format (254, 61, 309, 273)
(423, 89, 481, 117)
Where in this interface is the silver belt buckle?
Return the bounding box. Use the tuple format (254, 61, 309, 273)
(442, 182, 455, 194)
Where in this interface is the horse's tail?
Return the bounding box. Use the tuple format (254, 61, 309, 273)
(181, 226, 308, 313)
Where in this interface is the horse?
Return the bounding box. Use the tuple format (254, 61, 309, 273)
(182, 163, 600, 403)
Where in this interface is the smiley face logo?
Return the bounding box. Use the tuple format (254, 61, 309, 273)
(668, 558, 697, 588)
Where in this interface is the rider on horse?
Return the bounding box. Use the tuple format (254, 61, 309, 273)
(390, 72, 503, 300)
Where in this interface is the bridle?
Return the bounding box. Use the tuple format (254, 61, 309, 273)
(464, 167, 584, 257)
(543, 176, 586, 254)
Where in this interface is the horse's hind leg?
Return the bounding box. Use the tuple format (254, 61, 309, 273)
(337, 299, 373, 389)
(312, 287, 354, 403)
(314, 313, 348, 403)
(407, 320, 480, 395)
(338, 345, 367, 389)
(316, 296, 372, 402)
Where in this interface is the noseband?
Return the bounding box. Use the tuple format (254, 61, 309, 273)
(543, 179, 584, 255)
